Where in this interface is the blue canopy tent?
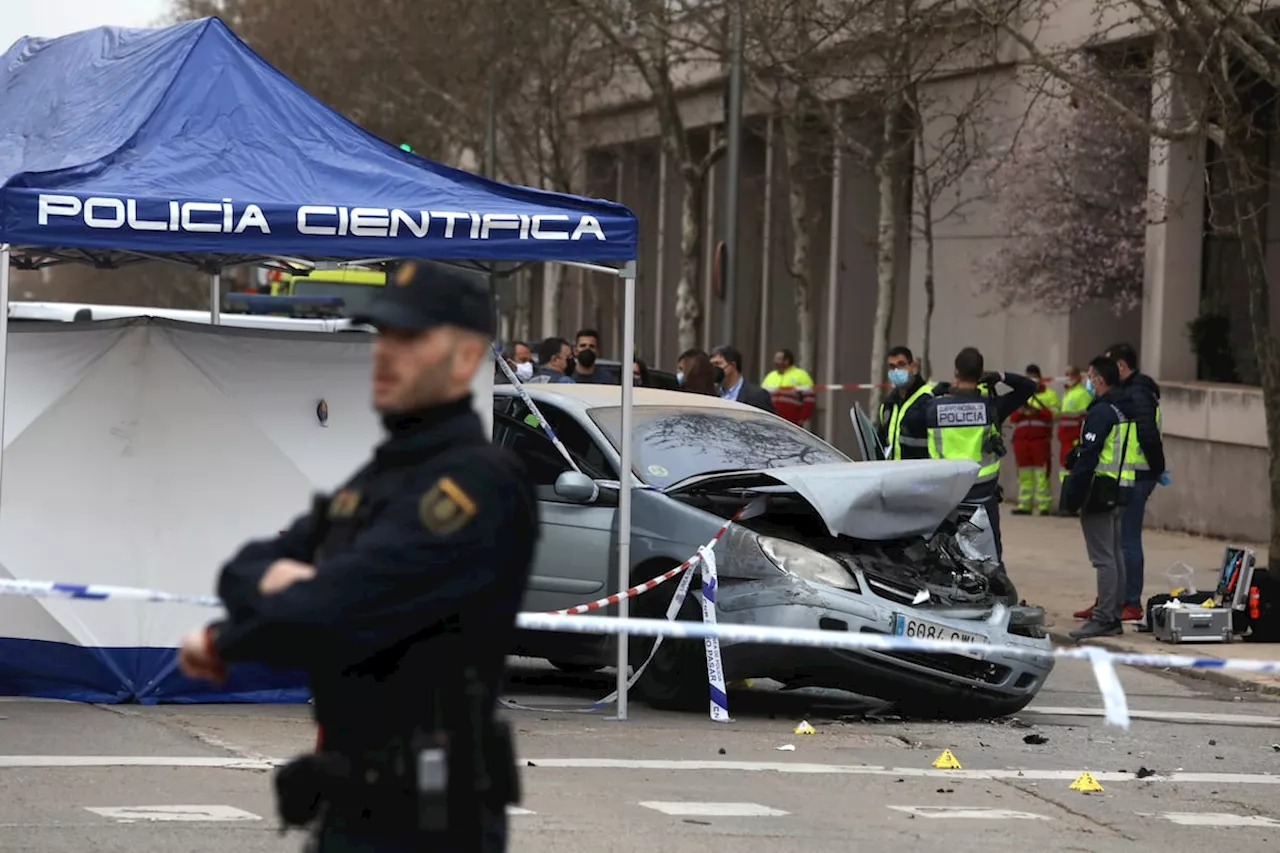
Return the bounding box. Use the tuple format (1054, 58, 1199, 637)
(0, 17, 643, 710)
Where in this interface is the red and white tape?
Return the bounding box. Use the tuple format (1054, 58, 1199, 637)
(772, 375, 1077, 392)
(544, 507, 744, 616)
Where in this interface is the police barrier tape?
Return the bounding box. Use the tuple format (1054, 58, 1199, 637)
(16, 572, 1280, 729)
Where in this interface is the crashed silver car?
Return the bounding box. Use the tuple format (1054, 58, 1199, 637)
(495, 385, 1054, 719)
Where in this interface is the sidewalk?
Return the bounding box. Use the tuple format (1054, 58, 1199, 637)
(1001, 511, 1280, 693)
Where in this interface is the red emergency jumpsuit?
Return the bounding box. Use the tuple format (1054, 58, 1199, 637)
(1009, 386, 1056, 513)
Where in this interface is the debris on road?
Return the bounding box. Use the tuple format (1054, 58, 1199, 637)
(776, 744, 796, 751)
(1135, 767, 1155, 779)
(1023, 734, 1049, 745)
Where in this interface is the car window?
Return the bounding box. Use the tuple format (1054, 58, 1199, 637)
(508, 401, 618, 480)
(495, 414, 573, 486)
(587, 406, 848, 488)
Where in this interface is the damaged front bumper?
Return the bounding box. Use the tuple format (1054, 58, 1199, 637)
(709, 572, 1054, 706)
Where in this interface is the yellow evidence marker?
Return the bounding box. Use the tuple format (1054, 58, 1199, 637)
(1069, 771, 1104, 792)
(931, 749, 962, 769)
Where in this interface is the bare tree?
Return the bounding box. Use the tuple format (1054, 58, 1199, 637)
(976, 57, 1150, 315)
(565, 0, 727, 352)
(740, 0, 998, 408)
(973, 0, 1280, 558)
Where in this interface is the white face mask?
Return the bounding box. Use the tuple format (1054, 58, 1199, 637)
(515, 362, 534, 381)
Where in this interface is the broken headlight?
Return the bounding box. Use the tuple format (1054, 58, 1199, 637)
(757, 536, 858, 591)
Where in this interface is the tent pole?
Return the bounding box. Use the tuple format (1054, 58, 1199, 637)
(0, 246, 9, 510)
(613, 259, 637, 722)
(210, 272, 221, 325)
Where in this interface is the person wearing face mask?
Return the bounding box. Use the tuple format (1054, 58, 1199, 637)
(571, 328, 615, 384)
(1061, 355, 1136, 639)
(761, 349, 816, 426)
(1008, 364, 1059, 516)
(511, 341, 535, 383)
(876, 345, 934, 459)
(526, 337, 576, 384)
(676, 349, 719, 396)
(711, 345, 775, 413)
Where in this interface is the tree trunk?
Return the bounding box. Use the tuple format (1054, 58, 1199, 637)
(514, 267, 532, 343)
(915, 123, 937, 380)
(868, 104, 905, 415)
(1223, 141, 1280, 563)
(782, 118, 816, 375)
(541, 262, 562, 340)
(676, 169, 703, 353)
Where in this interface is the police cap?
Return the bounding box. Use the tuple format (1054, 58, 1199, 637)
(351, 260, 494, 337)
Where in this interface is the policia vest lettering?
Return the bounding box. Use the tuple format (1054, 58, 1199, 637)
(883, 383, 934, 460)
(924, 394, 1002, 501)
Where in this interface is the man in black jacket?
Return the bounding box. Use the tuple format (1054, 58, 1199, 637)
(1062, 356, 1134, 640)
(711, 344, 776, 413)
(178, 260, 538, 852)
(1069, 343, 1165, 623)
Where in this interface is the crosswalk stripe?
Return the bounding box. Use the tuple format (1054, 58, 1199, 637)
(1146, 812, 1280, 827)
(639, 802, 789, 817)
(888, 806, 1049, 820)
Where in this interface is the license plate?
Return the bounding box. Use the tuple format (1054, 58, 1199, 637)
(893, 615, 985, 658)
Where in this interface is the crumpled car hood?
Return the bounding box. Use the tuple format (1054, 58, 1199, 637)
(665, 459, 979, 540)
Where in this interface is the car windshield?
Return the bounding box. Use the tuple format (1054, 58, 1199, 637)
(587, 406, 849, 488)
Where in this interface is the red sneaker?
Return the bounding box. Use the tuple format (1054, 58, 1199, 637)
(1073, 602, 1096, 620)
(1121, 604, 1145, 622)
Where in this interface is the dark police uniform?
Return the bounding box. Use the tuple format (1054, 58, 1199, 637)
(201, 260, 539, 852)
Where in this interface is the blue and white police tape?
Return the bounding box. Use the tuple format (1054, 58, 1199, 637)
(499, 545, 731, 722)
(0, 578, 221, 608)
(490, 346, 584, 478)
(15, 574, 1280, 729)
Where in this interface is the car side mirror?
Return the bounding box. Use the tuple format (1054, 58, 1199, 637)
(554, 471, 598, 503)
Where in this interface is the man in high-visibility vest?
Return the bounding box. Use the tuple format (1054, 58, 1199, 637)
(924, 347, 1037, 563)
(1056, 365, 1092, 499)
(761, 348, 816, 426)
(876, 345, 933, 459)
(1009, 364, 1059, 515)
(1061, 355, 1136, 639)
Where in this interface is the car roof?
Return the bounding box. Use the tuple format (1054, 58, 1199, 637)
(495, 383, 749, 414)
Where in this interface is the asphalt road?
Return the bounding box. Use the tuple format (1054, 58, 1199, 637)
(3, 659, 1280, 852)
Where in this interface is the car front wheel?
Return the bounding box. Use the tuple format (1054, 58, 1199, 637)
(628, 566, 708, 711)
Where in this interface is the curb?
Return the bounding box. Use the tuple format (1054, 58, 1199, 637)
(1048, 629, 1280, 698)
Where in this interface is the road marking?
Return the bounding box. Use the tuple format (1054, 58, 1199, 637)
(0, 756, 276, 770)
(1027, 706, 1280, 728)
(85, 806, 261, 823)
(888, 806, 1049, 820)
(1151, 812, 1280, 827)
(639, 802, 789, 817)
(4, 755, 1280, 788)
(524, 758, 1280, 785)
(507, 807, 536, 816)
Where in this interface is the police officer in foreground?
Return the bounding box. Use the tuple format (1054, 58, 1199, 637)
(176, 259, 539, 852)
(925, 347, 1037, 567)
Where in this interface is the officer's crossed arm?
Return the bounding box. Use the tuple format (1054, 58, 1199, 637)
(1060, 405, 1114, 513)
(202, 462, 522, 672)
(216, 511, 320, 618)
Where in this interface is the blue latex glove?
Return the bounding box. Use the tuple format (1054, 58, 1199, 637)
(1159, 470, 1172, 487)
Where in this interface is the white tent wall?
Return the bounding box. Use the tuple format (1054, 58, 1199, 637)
(0, 318, 492, 702)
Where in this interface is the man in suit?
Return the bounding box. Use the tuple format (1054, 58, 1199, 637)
(711, 345, 775, 414)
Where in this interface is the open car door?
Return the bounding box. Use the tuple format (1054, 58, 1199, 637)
(849, 403, 887, 462)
